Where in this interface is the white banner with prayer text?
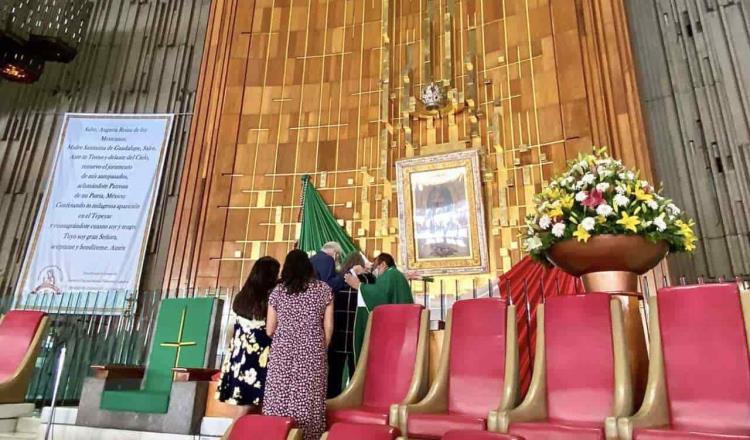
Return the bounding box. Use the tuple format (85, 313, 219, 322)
(15, 113, 173, 314)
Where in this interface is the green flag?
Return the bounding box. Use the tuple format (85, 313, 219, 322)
(298, 175, 358, 257)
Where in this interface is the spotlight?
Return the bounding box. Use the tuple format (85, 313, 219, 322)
(0, 0, 92, 83)
(0, 42, 45, 83)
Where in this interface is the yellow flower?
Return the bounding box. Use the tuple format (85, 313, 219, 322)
(683, 229, 695, 241)
(544, 188, 561, 200)
(635, 187, 653, 202)
(685, 239, 696, 252)
(547, 205, 563, 218)
(596, 215, 607, 224)
(573, 224, 591, 242)
(675, 219, 696, 251)
(560, 194, 574, 210)
(675, 219, 691, 235)
(616, 211, 641, 233)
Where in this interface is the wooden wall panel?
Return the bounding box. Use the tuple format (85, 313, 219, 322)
(166, 0, 652, 290)
(0, 0, 212, 295)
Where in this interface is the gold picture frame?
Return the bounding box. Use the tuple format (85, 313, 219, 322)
(396, 149, 488, 275)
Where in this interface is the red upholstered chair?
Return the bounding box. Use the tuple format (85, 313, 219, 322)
(327, 304, 429, 428)
(0, 310, 49, 403)
(221, 415, 302, 440)
(397, 298, 519, 439)
(491, 294, 634, 440)
(443, 430, 525, 440)
(323, 422, 400, 440)
(618, 283, 750, 440)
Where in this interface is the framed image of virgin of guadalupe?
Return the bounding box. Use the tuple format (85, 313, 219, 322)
(396, 149, 489, 275)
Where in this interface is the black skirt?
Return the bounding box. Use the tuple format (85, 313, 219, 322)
(216, 317, 271, 406)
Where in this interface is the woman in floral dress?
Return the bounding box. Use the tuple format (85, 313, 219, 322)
(263, 249, 334, 440)
(216, 256, 280, 418)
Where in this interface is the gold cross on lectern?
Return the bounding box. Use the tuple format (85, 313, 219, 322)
(160, 307, 197, 368)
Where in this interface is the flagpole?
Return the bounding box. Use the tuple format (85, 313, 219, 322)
(296, 175, 310, 249)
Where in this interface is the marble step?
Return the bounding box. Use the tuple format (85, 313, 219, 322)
(200, 417, 231, 437)
(40, 423, 221, 440)
(35, 406, 232, 439)
(40, 407, 76, 426)
(0, 405, 34, 420)
(0, 420, 16, 434)
(15, 418, 39, 435)
(0, 433, 35, 440)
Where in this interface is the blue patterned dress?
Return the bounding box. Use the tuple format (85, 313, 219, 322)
(216, 316, 271, 406)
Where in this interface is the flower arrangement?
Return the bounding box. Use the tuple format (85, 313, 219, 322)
(523, 147, 697, 262)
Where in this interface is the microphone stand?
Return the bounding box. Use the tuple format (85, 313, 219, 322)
(44, 346, 67, 440)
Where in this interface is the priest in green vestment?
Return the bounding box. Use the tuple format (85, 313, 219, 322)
(344, 252, 414, 364)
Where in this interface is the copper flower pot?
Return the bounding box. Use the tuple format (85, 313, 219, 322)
(546, 234, 668, 293)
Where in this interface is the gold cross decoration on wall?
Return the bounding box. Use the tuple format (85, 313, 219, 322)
(160, 307, 197, 368)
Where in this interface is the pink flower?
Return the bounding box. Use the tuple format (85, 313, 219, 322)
(581, 189, 604, 208)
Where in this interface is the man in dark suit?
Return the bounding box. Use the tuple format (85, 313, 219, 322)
(309, 241, 346, 292)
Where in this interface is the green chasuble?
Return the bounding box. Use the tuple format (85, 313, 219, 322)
(353, 266, 414, 364)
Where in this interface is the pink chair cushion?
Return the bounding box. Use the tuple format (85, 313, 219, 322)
(545, 294, 614, 424)
(657, 284, 750, 435)
(0, 311, 46, 382)
(635, 428, 750, 439)
(406, 412, 485, 439)
(443, 430, 524, 440)
(509, 421, 604, 440)
(448, 298, 508, 417)
(227, 415, 294, 440)
(326, 406, 389, 428)
(327, 422, 399, 440)
(362, 304, 423, 408)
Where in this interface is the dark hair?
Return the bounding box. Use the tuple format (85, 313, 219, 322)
(375, 253, 396, 268)
(233, 256, 280, 320)
(341, 252, 365, 275)
(281, 249, 315, 294)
